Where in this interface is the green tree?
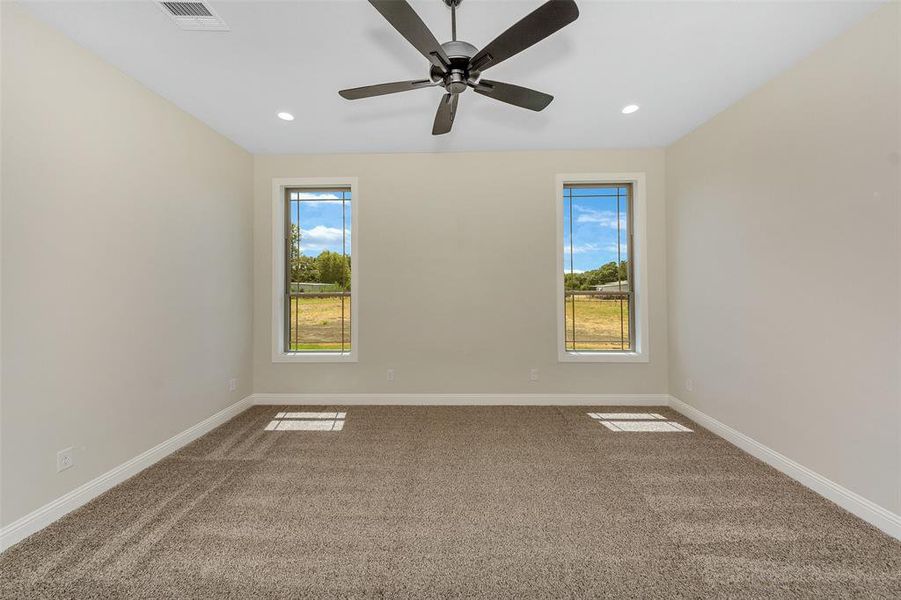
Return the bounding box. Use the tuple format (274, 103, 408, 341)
(289, 223, 301, 277)
(564, 272, 586, 291)
(566, 260, 630, 291)
(316, 250, 351, 290)
(289, 224, 322, 283)
(294, 255, 320, 282)
(617, 260, 629, 282)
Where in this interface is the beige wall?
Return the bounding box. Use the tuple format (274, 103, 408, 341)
(254, 150, 668, 394)
(666, 5, 900, 512)
(1, 5, 254, 525)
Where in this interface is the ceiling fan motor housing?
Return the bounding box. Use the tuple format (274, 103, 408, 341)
(431, 40, 480, 93)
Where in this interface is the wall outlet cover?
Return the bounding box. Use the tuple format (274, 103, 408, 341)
(57, 447, 75, 472)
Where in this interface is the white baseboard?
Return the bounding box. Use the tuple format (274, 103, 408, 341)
(0, 396, 253, 553)
(668, 395, 901, 541)
(251, 393, 671, 406)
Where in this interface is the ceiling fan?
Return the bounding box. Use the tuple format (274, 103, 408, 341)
(339, 0, 579, 135)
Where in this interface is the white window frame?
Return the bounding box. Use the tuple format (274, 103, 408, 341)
(556, 173, 649, 363)
(271, 177, 359, 363)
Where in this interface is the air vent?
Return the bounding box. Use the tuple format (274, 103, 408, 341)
(158, 1, 229, 31)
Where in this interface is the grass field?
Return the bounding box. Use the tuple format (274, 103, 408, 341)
(288, 294, 630, 352)
(288, 296, 351, 352)
(564, 295, 632, 351)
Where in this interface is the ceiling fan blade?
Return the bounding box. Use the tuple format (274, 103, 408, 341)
(432, 93, 458, 135)
(469, 0, 579, 72)
(471, 79, 553, 111)
(369, 0, 450, 71)
(339, 79, 437, 100)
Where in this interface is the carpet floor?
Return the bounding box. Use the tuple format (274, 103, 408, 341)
(2, 406, 900, 599)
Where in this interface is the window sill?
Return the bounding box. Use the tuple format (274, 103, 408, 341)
(558, 351, 648, 363)
(273, 352, 358, 364)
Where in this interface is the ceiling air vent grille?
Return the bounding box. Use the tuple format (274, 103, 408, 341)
(159, 1, 229, 31)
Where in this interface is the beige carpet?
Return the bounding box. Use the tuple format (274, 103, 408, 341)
(2, 406, 899, 599)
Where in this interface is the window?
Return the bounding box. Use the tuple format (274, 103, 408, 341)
(564, 184, 633, 351)
(272, 178, 358, 362)
(557, 174, 648, 362)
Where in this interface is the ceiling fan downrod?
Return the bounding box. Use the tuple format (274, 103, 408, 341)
(446, 0, 459, 41)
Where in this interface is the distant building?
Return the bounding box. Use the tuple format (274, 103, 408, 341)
(593, 281, 630, 292)
(291, 282, 336, 293)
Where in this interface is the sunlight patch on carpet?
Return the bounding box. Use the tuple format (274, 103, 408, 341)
(588, 412, 692, 433)
(588, 412, 667, 420)
(265, 411, 347, 431)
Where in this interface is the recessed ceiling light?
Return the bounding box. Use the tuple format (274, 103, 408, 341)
(621, 104, 640, 115)
(277, 112, 295, 121)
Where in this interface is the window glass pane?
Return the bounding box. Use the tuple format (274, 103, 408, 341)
(287, 189, 351, 352)
(563, 184, 632, 352)
(568, 295, 631, 351)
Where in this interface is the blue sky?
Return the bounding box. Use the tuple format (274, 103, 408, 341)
(563, 187, 630, 273)
(290, 188, 627, 271)
(290, 191, 351, 256)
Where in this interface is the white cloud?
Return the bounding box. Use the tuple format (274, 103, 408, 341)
(299, 225, 350, 253)
(575, 208, 626, 230)
(296, 192, 348, 207)
(301, 225, 346, 243)
(298, 193, 341, 200)
(570, 243, 602, 255)
(604, 242, 629, 255)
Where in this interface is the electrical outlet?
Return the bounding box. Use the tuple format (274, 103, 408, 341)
(228, 378, 238, 392)
(386, 369, 395, 383)
(529, 368, 539, 382)
(57, 447, 75, 473)
(685, 378, 694, 392)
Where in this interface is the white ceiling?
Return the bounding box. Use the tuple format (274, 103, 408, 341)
(21, 0, 882, 154)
